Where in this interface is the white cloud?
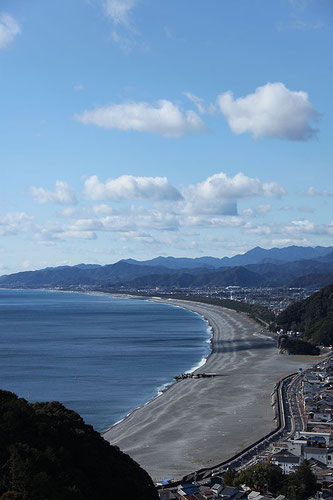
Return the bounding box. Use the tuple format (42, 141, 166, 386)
(0, 13, 21, 50)
(306, 186, 333, 197)
(67, 219, 104, 232)
(244, 222, 272, 235)
(57, 231, 97, 240)
(178, 173, 284, 217)
(184, 92, 206, 114)
(179, 215, 243, 228)
(75, 99, 207, 137)
(104, 0, 138, 26)
(217, 82, 319, 141)
(184, 92, 216, 115)
(83, 175, 183, 202)
(242, 204, 272, 218)
(270, 237, 313, 247)
(283, 219, 333, 236)
(0, 212, 35, 236)
(103, 0, 147, 52)
(186, 172, 285, 201)
(181, 199, 238, 216)
(99, 211, 179, 232)
(30, 181, 77, 205)
(92, 204, 115, 215)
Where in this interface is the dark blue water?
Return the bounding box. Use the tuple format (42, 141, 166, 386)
(0, 289, 210, 431)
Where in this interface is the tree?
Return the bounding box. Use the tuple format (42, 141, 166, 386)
(280, 460, 318, 500)
(234, 462, 283, 494)
(223, 468, 238, 486)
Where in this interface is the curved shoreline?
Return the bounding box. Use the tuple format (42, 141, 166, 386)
(103, 298, 322, 481)
(101, 300, 213, 434)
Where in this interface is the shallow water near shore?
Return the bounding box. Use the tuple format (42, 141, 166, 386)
(0, 289, 210, 431)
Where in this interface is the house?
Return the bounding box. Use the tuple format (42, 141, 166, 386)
(287, 436, 307, 456)
(159, 490, 177, 500)
(199, 488, 213, 500)
(210, 483, 223, 496)
(270, 450, 300, 474)
(219, 486, 239, 498)
(304, 446, 328, 465)
(177, 484, 200, 498)
(299, 431, 331, 446)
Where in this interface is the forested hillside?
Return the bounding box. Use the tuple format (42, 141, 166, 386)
(0, 390, 158, 500)
(275, 284, 333, 345)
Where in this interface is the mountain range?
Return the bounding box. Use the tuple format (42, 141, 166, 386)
(122, 245, 333, 269)
(1, 245, 333, 290)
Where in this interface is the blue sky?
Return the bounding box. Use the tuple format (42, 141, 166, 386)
(0, 0, 332, 273)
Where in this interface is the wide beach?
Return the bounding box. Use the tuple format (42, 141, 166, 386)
(103, 299, 320, 481)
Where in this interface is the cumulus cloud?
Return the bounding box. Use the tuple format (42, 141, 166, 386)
(30, 181, 77, 205)
(83, 175, 183, 202)
(178, 173, 284, 217)
(217, 82, 319, 141)
(75, 99, 207, 138)
(186, 172, 285, 200)
(0, 13, 21, 49)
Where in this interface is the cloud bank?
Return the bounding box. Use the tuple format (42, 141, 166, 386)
(217, 82, 319, 141)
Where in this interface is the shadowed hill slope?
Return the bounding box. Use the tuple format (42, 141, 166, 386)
(0, 390, 158, 500)
(275, 284, 333, 345)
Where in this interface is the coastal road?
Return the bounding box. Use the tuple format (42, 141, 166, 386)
(103, 299, 321, 481)
(286, 373, 305, 437)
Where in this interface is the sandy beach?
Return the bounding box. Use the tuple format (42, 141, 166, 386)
(103, 299, 320, 481)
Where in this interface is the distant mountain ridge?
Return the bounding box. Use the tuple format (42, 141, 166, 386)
(1, 245, 333, 290)
(122, 245, 333, 269)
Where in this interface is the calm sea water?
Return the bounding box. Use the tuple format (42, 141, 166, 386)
(0, 289, 210, 431)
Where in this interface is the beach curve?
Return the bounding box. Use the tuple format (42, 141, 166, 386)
(102, 299, 320, 481)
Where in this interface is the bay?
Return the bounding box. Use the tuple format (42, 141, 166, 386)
(0, 289, 210, 431)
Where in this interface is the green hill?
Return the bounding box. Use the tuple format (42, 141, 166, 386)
(275, 284, 333, 345)
(0, 390, 158, 500)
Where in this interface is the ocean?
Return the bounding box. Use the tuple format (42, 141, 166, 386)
(0, 289, 211, 431)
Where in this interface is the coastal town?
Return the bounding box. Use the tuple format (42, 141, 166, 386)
(157, 354, 333, 500)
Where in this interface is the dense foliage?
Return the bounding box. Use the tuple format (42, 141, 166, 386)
(0, 390, 158, 500)
(278, 335, 320, 355)
(232, 461, 318, 499)
(233, 462, 283, 494)
(279, 460, 318, 500)
(275, 284, 333, 345)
